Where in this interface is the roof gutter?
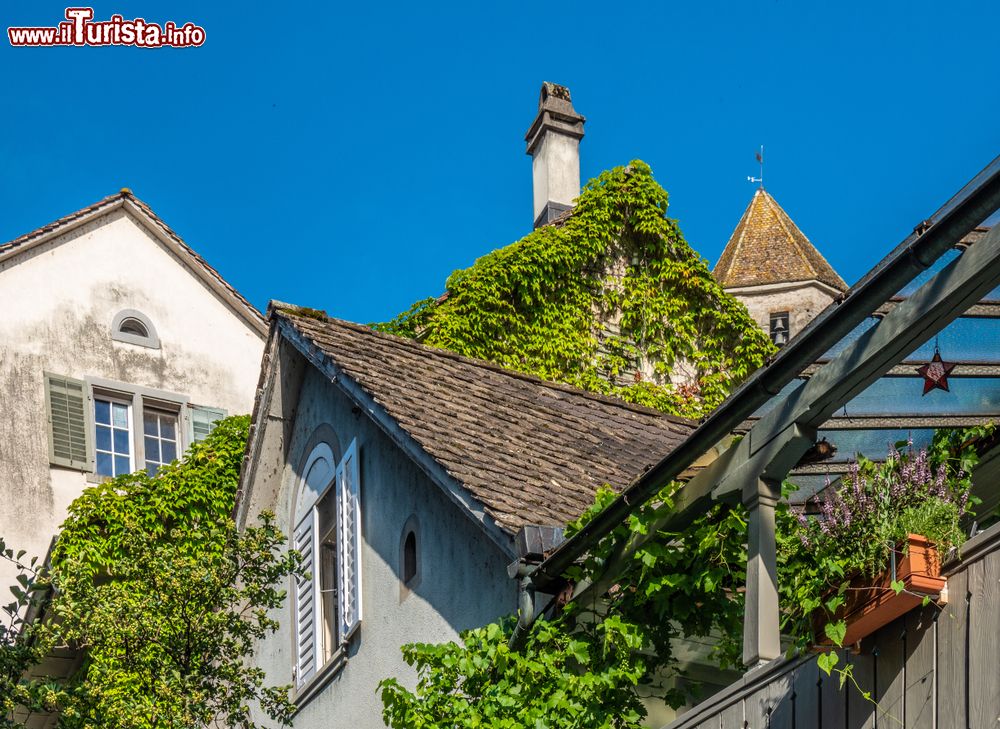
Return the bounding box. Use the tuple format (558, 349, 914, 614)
(525, 154, 1000, 598)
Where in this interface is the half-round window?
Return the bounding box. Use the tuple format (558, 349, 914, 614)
(110, 309, 159, 349)
(118, 317, 149, 337)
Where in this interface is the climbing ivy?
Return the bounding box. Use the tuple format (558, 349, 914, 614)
(380, 428, 988, 726)
(376, 161, 774, 418)
(5, 417, 302, 729)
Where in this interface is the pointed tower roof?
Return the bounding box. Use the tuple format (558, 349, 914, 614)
(713, 189, 847, 291)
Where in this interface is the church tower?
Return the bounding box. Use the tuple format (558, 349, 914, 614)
(714, 189, 847, 347)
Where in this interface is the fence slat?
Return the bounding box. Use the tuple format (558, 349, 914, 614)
(818, 649, 848, 729)
(846, 640, 876, 729)
(792, 659, 820, 728)
(903, 604, 936, 729)
(744, 671, 792, 729)
(969, 551, 1000, 728)
(720, 699, 744, 729)
(936, 566, 968, 729)
(874, 617, 906, 725)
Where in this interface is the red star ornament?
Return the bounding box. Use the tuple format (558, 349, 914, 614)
(915, 351, 956, 395)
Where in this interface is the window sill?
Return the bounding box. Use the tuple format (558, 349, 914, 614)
(292, 646, 349, 715)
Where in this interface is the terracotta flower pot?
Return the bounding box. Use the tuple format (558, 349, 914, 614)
(816, 534, 946, 648)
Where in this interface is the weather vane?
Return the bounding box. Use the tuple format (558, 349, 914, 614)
(747, 145, 764, 189)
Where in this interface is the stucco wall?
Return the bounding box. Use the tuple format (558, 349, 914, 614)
(0, 208, 263, 590)
(532, 132, 580, 220)
(244, 362, 517, 727)
(727, 281, 839, 342)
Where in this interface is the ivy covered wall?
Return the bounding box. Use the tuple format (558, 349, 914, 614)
(377, 161, 774, 418)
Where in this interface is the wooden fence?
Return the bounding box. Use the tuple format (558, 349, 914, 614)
(665, 522, 1000, 729)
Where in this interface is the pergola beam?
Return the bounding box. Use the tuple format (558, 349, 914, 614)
(569, 223, 1000, 666)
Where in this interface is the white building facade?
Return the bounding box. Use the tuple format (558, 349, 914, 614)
(0, 191, 265, 590)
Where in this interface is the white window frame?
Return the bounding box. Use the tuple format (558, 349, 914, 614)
(292, 439, 361, 692)
(84, 377, 190, 482)
(92, 391, 136, 478)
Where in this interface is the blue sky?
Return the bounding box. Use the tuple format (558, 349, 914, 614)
(2, 1, 998, 324)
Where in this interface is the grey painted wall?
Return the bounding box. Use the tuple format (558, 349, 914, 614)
(245, 361, 518, 727)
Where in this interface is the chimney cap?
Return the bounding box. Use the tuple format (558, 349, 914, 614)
(540, 82, 573, 106)
(525, 82, 585, 156)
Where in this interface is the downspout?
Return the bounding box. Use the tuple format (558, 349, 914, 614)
(509, 153, 1000, 646)
(510, 566, 536, 651)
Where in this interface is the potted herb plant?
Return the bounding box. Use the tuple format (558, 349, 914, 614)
(781, 442, 973, 650)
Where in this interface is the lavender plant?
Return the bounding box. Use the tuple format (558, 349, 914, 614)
(775, 438, 977, 670)
(792, 443, 972, 579)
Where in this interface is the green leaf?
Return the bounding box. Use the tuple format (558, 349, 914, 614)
(817, 651, 839, 676)
(891, 580, 905, 595)
(824, 620, 847, 647)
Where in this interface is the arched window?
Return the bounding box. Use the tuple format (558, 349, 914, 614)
(292, 437, 362, 688)
(403, 531, 417, 584)
(399, 514, 420, 599)
(110, 309, 159, 349)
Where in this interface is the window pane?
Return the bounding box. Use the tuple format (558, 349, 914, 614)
(815, 428, 935, 463)
(146, 464, 159, 477)
(144, 437, 160, 463)
(896, 249, 961, 297)
(820, 317, 879, 361)
(160, 416, 176, 441)
(113, 428, 131, 454)
(96, 425, 111, 452)
(786, 474, 840, 504)
(751, 378, 805, 418)
(846, 377, 1000, 416)
(96, 452, 113, 477)
(114, 456, 130, 476)
(112, 403, 128, 428)
(902, 317, 1000, 363)
(143, 412, 159, 437)
(161, 440, 176, 463)
(94, 399, 110, 425)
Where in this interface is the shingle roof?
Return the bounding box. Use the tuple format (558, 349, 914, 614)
(275, 307, 697, 536)
(713, 189, 847, 291)
(0, 190, 265, 333)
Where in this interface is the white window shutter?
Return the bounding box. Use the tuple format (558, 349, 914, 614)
(45, 373, 91, 471)
(190, 405, 226, 443)
(336, 439, 362, 641)
(293, 510, 318, 686)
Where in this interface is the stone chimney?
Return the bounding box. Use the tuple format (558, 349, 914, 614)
(525, 82, 585, 228)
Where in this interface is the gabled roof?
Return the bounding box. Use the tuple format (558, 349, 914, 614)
(713, 188, 848, 292)
(273, 306, 698, 537)
(0, 190, 266, 335)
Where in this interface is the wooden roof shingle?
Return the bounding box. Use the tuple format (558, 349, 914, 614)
(277, 307, 698, 536)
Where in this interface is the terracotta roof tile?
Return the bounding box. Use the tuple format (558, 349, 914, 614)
(713, 189, 847, 291)
(276, 308, 697, 535)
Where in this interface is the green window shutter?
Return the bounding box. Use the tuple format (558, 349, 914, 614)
(45, 373, 90, 470)
(191, 406, 226, 443)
